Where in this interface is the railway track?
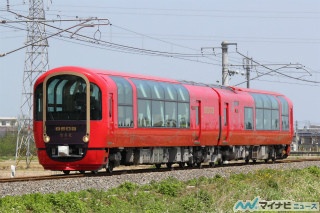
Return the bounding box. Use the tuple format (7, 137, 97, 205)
(1, 157, 320, 184)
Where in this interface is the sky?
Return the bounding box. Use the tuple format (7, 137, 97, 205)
(0, 0, 320, 128)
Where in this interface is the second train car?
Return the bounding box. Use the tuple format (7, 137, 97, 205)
(33, 66, 293, 174)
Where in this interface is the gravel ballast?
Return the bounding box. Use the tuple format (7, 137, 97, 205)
(1, 161, 320, 197)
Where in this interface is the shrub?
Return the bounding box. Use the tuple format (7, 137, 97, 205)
(0, 133, 17, 157)
(152, 177, 183, 197)
(307, 165, 320, 176)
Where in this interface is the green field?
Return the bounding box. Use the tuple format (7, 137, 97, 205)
(1, 133, 320, 212)
(0, 166, 319, 213)
(0, 133, 17, 158)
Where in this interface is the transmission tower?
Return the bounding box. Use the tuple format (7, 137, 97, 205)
(15, 0, 49, 167)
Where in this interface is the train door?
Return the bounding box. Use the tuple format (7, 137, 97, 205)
(220, 102, 229, 144)
(193, 100, 201, 144)
(108, 93, 115, 138)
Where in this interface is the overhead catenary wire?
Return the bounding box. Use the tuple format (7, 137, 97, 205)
(1, 11, 221, 65)
(40, 4, 320, 20)
(2, 5, 319, 86)
(0, 18, 95, 57)
(2, 15, 319, 84)
(234, 48, 320, 86)
(254, 79, 320, 87)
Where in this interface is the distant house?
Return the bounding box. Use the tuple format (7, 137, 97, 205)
(294, 124, 320, 152)
(0, 117, 18, 137)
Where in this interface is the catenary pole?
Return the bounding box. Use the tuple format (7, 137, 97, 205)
(221, 41, 237, 86)
(15, 0, 49, 167)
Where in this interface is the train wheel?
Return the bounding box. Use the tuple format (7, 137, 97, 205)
(195, 162, 202, 169)
(106, 162, 114, 173)
(155, 164, 161, 169)
(264, 159, 269, 163)
(63, 170, 70, 175)
(252, 159, 257, 164)
(209, 162, 215, 168)
(91, 170, 98, 174)
(271, 157, 276, 164)
(166, 163, 173, 169)
(79, 170, 85, 174)
(179, 162, 186, 168)
(245, 158, 249, 164)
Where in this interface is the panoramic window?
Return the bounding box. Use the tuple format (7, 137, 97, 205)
(138, 100, 151, 127)
(278, 96, 290, 131)
(110, 76, 133, 127)
(250, 93, 279, 130)
(244, 107, 253, 130)
(132, 79, 190, 128)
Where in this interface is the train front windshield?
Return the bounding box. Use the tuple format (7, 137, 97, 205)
(41, 75, 102, 121)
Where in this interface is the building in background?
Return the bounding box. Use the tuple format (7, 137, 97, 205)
(0, 117, 18, 137)
(293, 123, 320, 152)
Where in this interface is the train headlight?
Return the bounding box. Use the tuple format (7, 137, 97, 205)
(43, 134, 50, 143)
(83, 134, 89, 143)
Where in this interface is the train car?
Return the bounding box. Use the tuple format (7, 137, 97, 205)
(33, 66, 293, 174)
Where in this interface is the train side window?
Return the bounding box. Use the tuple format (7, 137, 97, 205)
(264, 109, 272, 130)
(138, 100, 151, 127)
(165, 102, 177, 127)
(150, 82, 164, 100)
(269, 95, 279, 130)
(175, 85, 190, 102)
(244, 107, 253, 130)
(34, 83, 43, 121)
(278, 96, 289, 131)
(271, 108, 279, 130)
(152, 101, 164, 127)
(256, 108, 264, 130)
(89, 83, 102, 120)
(251, 93, 279, 130)
(118, 106, 133, 127)
(132, 78, 190, 128)
(110, 77, 133, 127)
(178, 103, 190, 128)
(163, 83, 177, 101)
(132, 79, 151, 99)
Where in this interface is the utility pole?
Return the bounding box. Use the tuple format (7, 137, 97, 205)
(221, 41, 237, 86)
(243, 57, 252, 88)
(221, 41, 229, 86)
(15, 0, 49, 167)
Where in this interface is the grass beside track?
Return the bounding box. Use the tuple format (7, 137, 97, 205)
(0, 166, 319, 213)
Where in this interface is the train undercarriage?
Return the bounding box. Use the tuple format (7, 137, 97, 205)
(104, 144, 289, 172)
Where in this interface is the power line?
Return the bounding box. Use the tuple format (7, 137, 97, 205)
(235, 48, 320, 86)
(2, 5, 319, 86)
(0, 19, 98, 57)
(254, 79, 320, 87)
(45, 5, 320, 19)
(0, 14, 221, 66)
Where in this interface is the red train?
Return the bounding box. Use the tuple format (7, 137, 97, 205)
(33, 66, 293, 174)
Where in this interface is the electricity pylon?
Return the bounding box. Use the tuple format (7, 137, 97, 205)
(15, 0, 49, 167)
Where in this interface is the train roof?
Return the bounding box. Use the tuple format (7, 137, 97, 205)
(39, 66, 285, 97)
(50, 66, 179, 83)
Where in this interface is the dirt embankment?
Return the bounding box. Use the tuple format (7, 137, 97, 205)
(0, 159, 54, 178)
